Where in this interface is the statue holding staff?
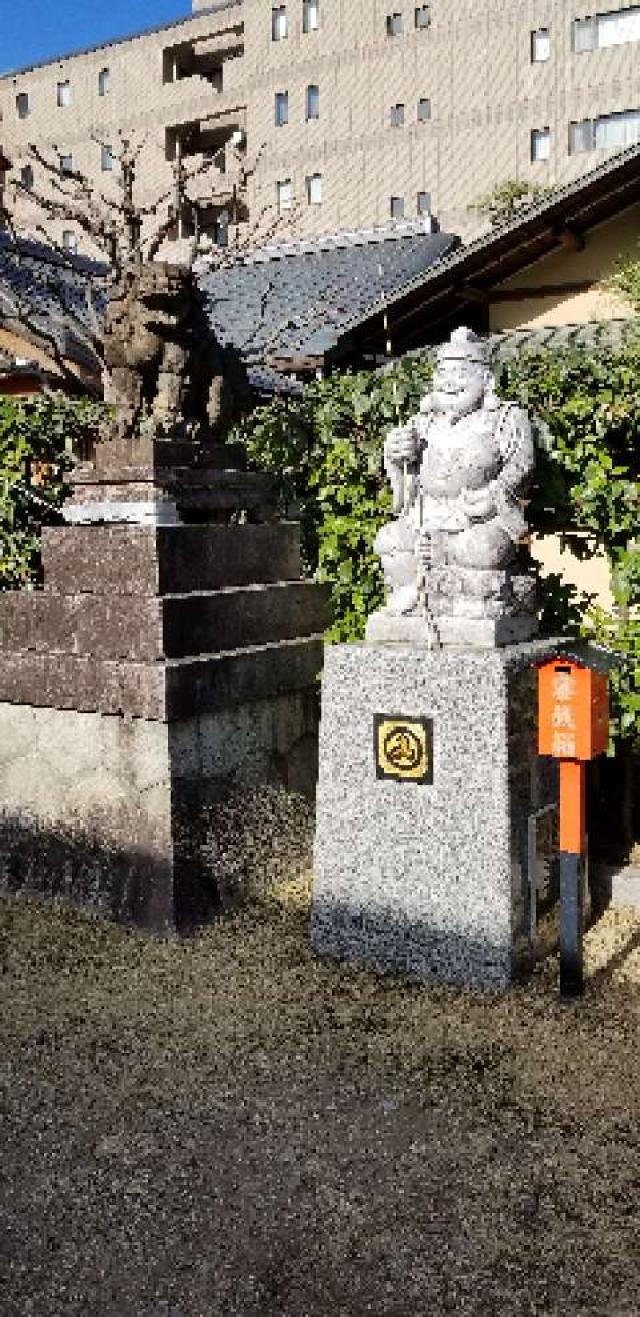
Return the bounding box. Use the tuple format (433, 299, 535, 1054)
(367, 327, 537, 647)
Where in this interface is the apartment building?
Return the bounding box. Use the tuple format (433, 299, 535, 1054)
(1, 0, 639, 254)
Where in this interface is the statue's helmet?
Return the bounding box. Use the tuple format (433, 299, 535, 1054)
(436, 326, 490, 369)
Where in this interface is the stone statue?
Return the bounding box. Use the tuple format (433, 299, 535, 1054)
(102, 260, 249, 442)
(366, 327, 537, 647)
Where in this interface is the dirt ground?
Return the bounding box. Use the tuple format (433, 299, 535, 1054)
(1, 879, 640, 1317)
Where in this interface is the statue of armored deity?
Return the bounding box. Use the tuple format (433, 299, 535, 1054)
(366, 326, 538, 648)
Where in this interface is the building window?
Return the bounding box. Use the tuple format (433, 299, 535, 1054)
(569, 118, 595, 152)
(573, 6, 640, 51)
(20, 164, 34, 189)
(303, 0, 319, 32)
(415, 5, 430, 28)
(569, 107, 640, 152)
(531, 28, 550, 61)
(59, 153, 73, 174)
(390, 103, 405, 127)
(417, 97, 431, 122)
(417, 190, 431, 214)
(306, 172, 322, 204)
(62, 230, 78, 253)
(573, 16, 597, 50)
(272, 6, 288, 40)
(16, 92, 29, 119)
(57, 80, 71, 108)
(531, 127, 550, 161)
(98, 67, 110, 96)
(387, 13, 403, 36)
(390, 195, 405, 219)
(595, 106, 640, 147)
(101, 144, 115, 171)
(277, 177, 293, 212)
(306, 84, 320, 120)
(275, 91, 289, 126)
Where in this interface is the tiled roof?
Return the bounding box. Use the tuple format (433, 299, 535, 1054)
(0, 222, 456, 388)
(0, 231, 106, 369)
(199, 223, 459, 365)
(489, 318, 638, 361)
(403, 318, 638, 369)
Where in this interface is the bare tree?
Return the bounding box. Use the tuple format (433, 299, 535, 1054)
(0, 131, 302, 393)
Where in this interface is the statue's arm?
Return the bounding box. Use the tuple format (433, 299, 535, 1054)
(498, 406, 535, 496)
(493, 405, 535, 539)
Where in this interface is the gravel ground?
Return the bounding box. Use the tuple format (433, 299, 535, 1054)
(1, 879, 640, 1317)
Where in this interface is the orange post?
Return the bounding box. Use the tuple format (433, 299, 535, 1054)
(559, 758, 586, 856)
(536, 656, 610, 999)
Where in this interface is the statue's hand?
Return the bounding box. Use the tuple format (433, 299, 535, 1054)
(462, 483, 496, 522)
(385, 424, 419, 468)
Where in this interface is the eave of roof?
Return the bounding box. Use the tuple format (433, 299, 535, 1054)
(330, 143, 640, 360)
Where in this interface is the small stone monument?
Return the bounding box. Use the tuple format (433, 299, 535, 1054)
(0, 261, 328, 931)
(312, 328, 565, 987)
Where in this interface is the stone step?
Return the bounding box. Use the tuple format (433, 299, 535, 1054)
(66, 468, 275, 518)
(84, 436, 247, 474)
(0, 582, 330, 661)
(41, 523, 303, 595)
(0, 636, 325, 721)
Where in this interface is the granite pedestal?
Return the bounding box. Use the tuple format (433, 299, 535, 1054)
(312, 641, 562, 988)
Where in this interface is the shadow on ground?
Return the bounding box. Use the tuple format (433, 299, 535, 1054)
(1, 880, 640, 1317)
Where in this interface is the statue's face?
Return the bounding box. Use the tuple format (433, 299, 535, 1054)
(432, 356, 486, 417)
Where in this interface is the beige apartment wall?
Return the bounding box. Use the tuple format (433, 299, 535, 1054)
(0, 3, 246, 254)
(489, 203, 640, 330)
(0, 0, 639, 253)
(241, 0, 640, 241)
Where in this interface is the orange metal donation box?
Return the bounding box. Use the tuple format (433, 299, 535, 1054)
(538, 659, 609, 762)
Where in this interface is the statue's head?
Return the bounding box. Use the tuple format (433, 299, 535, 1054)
(432, 327, 492, 419)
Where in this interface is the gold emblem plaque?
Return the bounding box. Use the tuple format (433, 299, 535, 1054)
(374, 715, 433, 784)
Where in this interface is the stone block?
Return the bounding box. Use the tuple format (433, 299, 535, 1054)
(0, 692, 318, 931)
(0, 636, 324, 719)
(65, 469, 274, 520)
(0, 582, 329, 661)
(365, 612, 537, 648)
(312, 640, 563, 988)
(87, 435, 247, 474)
(592, 864, 640, 911)
(41, 523, 303, 595)
(160, 582, 329, 659)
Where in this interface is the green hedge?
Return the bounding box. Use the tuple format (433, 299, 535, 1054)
(0, 394, 106, 589)
(232, 337, 640, 745)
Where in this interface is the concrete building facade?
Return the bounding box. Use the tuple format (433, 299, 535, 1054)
(1, 0, 640, 252)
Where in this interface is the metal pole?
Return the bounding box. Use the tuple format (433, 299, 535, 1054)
(559, 852, 585, 998)
(559, 758, 587, 999)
